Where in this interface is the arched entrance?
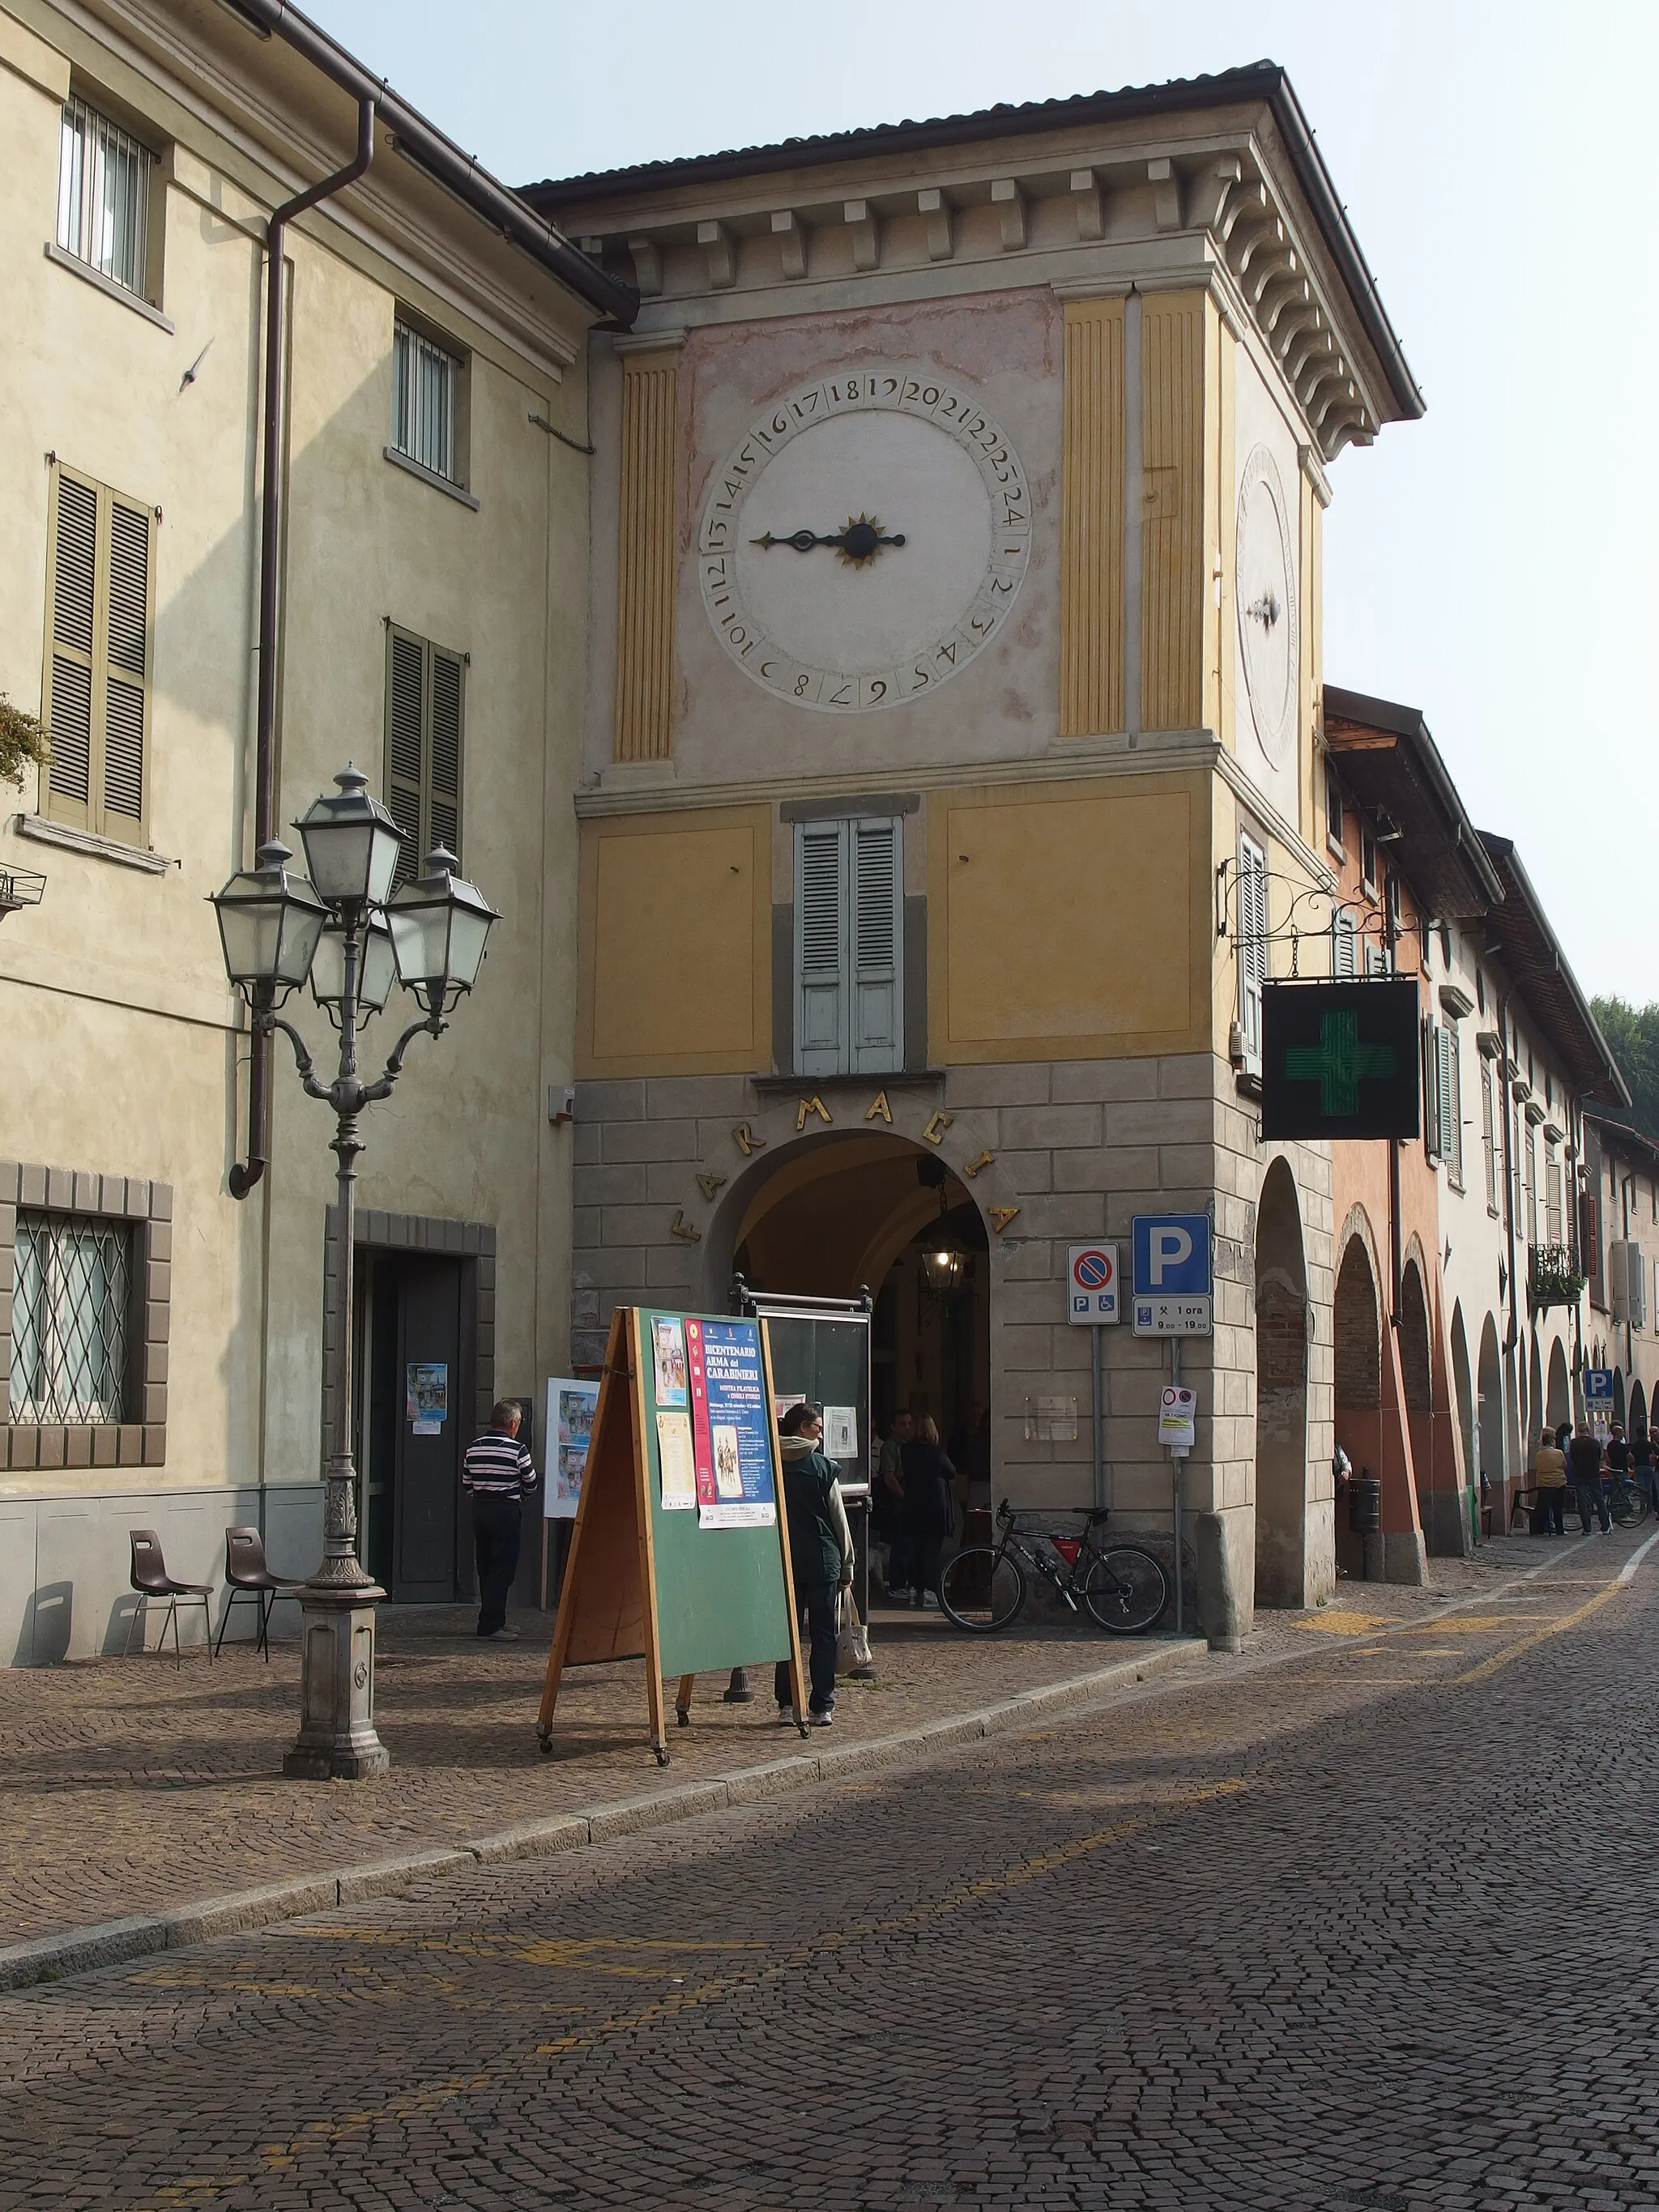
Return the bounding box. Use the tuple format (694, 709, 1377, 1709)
(1615, 1369, 1627, 1429)
(1529, 1332, 1544, 1460)
(725, 1131, 992, 1477)
(1478, 1315, 1504, 1507)
(1546, 1338, 1571, 1432)
(1333, 1231, 1381, 1577)
(1253, 1159, 1309, 1608)
(1632, 1379, 1648, 1440)
(1450, 1303, 1475, 1526)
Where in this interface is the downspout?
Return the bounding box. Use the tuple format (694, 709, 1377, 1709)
(1498, 994, 1519, 1354)
(229, 96, 376, 1198)
(1384, 861, 1402, 1326)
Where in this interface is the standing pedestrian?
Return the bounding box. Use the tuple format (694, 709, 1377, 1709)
(876, 1408, 914, 1602)
(1632, 1425, 1657, 1515)
(1532, 1427, 1567, 1536)
(1606, 1421, 1631, 1516)
(462, 1399, 536, 1639)
(899, 1415, 958, 1611)
(1567, 1421, 1610, 1534)
(774, 1402, 853, 1728)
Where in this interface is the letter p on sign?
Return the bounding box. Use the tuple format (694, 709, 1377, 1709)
(1148, 1226, 1192, 1285)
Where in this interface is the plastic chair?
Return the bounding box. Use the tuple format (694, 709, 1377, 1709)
(215, 1526, 301, 1660)
(126, 1528, 214, 1667)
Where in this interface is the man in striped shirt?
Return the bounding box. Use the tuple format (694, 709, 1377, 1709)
(462, 1400, 537, 1639)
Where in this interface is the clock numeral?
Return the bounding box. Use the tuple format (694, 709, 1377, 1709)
(795, 674, 811, 697)
(827, 681, 854, 707)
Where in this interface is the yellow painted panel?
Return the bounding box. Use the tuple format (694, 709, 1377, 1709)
(940, 786, 1196, 1047)
(1058, 298, 1125, 736)
(1141, 291, 1205, 731)
(613, 352, 679, 762)
(582, 810, 770, 1075)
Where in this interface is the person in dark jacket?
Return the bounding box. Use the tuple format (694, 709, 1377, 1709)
(774, 1402, 853, 1726)
(1567, 1422, 1610, 1534)
(1633, 1426, 1657, 1515)
(899, 1415, 957, 1610)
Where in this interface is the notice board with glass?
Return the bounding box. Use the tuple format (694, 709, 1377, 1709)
(743, 1301, 872, 1498)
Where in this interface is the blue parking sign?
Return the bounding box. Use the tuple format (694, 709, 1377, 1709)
(1131, 1214, 1212, 1296)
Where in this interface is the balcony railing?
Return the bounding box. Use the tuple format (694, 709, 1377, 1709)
(1529, 1241, 1585, 1312)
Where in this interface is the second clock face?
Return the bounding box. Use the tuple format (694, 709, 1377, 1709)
(698, 364, 1030, 714)
(1235, 443, 1299, 768)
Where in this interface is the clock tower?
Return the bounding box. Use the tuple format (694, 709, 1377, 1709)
(527, 65, 1422, 1639)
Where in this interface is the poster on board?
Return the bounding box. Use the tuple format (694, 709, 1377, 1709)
(656, 1409, 697, 1509)
(686, 1316, 778, 1528)
(823, 1405, 858, 1462)
(544, 1376, 599, 1518)
(651, 1316, 688, 1408)
(407, 1362, 448, 1436)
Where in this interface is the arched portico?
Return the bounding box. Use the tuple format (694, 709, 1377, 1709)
(1253, 1159, 1311, 1608)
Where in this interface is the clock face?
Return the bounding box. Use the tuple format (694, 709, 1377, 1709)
(697, 364, 1030, 714)
(1235, 444, 1299, 767)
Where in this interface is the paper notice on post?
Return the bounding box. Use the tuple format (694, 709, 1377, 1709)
(823, 1405, 858, 1462)
(656, 1409, 697, 1510)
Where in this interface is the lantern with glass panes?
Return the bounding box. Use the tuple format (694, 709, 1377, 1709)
(209, 766, 498, 1784)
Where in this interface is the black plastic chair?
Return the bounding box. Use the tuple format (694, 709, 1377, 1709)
(126, 1528, 214, 1667)
(215, 1526, 301, 1660)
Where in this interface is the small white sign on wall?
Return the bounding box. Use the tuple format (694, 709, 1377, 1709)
(1067, 1243, 1120, 1325)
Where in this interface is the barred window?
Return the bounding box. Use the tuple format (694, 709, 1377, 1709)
(9, 1213, 133, 1425)
(391, 318, 461, 483)
(58, 96, 152, 297)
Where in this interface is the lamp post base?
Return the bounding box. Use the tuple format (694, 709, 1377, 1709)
(284, 1583, 391, 1779)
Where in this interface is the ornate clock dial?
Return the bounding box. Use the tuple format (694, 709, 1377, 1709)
(699, 365, 1030, 714)
(1235, 444, 1299, 767)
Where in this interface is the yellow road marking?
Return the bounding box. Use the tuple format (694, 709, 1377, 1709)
(1456, 1579, 1626, 1682)
(1295, 1610, 1393, 1633)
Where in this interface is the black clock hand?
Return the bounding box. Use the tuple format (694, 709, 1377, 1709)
(750, 514, 906, 566)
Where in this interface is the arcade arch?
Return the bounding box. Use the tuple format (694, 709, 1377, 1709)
(1478, 1315, 1504, 1496)
(1253, 1159, 1309, 1609)
(1546, 1339, 1571, 1432)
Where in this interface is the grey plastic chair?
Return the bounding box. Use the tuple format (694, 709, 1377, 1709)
(126, 1528, 214, 1667)
(215, 1526, 301, 1660)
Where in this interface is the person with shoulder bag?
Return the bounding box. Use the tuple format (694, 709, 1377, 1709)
(774, 1403, 853, 1727)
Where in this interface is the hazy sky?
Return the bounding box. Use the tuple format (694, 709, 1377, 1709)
(309, 0, 1658, 1004)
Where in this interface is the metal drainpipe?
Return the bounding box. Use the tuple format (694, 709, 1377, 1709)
(229, 96, 375, 1200)
(1384, 862, 1402, 1325)
(1498, 994, 1519, 1354)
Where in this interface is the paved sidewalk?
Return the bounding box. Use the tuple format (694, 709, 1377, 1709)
(0, 1529, 1613, 1955)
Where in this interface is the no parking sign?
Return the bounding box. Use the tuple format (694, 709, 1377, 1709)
(1067, 1243, 1120, 1325)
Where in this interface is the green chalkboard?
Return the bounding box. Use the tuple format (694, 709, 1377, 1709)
(639, 1310, 795, 1680)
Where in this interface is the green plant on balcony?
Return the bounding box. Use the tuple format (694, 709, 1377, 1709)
(1529, 1242, 1585, 1311)
(0, 697, 50, 787)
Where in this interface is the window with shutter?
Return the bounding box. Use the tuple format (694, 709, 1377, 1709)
(1482, 1062, 1499, 1216)
(1332, 908, 1358, 978)
(1236, 833, 1268, 1065)
(1546, 1153, 1563, 1242)
(41, 462, 151, 841)
(794, 816, 903, 1077)
(1444, 1027, 1463, 1188)
(383, 626, 465, 887)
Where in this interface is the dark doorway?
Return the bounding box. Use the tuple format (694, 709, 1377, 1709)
(357, 1250, 467, 1602)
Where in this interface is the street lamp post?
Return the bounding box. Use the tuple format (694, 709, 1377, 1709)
(212, 769, 497, 1779)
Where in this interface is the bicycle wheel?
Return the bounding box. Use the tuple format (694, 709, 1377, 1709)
(1611, 1481, 1650, 1528)
(1081, 1546, 1168, 1634)
(939, 1546, 1026, 1632)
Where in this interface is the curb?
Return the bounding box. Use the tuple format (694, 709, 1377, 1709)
(0, 1638, 1205, 1994)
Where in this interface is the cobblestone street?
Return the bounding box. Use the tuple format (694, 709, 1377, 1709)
(2, 1528, 1656, 2208)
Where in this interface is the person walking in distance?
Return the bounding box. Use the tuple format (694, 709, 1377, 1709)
(462, 1399, 536, 1639)
(1567, 1420, 1610, 1535)
(774, 1402, 854, 1727)
(1532, 1426, 1567, 1536)
(1632, 1423, 1657, 1515)
(876, 1408, 914, 1602)
(899, 1415, 958, 1611)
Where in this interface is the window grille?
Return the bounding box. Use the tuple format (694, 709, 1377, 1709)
(391, 318, 459, 482)
(9, 1212, 131, 1424)
(58, 96, 151, 296)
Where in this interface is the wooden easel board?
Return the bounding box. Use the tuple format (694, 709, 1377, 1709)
(536, 1306, 804, 1761)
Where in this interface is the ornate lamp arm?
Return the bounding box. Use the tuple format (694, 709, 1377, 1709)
(359, 1012, 447, 1106)
(253, 1004, 335, 1103)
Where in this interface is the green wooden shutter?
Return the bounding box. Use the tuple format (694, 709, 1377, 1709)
(850, 816, 902, 1074)
(385, 628, 465, 885)
(45, 471, 98, 821)
(795, 820, 847, 1076)
(101, 496, 150, 833)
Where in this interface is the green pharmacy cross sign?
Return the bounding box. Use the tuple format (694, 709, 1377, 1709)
(1260, 979, 1422, 1142)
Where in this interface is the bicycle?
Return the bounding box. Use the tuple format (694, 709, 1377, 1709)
(938, 1499, 1168, 1635)
(1609, 1477, 1651, 1529)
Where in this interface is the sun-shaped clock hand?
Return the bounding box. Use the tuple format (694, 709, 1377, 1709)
(750, 514, 906, 569)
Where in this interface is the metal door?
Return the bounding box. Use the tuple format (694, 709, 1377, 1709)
(393, 1256, 463, 1601)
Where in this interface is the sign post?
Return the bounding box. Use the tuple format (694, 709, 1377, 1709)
(1131, 1217, 1212, 1634)
(1584, 1367, 1616, 1436)
(1068, 1245, 1120, 1512)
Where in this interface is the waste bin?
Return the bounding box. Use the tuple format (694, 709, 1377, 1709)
(1348, 1473, 1382, 1535)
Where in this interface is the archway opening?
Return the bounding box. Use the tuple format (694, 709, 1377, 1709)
(1332, 1232, 1381, 1581)
(1254, 1160, 1309, 1608)
(1478, 1315, 1504, 1502)
(1451, 1303, 1475, 1524)
(1546, 1339, 1571, 1432)
(1529, 1332, 1544, 1465)
(729, 1131, 992, 1491)
(1632, 1379, 1648, 1443)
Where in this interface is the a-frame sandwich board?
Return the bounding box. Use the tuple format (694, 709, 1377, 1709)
(535, 1305, 807, 1766)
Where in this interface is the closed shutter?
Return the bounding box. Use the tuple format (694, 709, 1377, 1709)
(1237, 833, 1268, 1062)
(794, 815, 905, 1076)
(42, 464, 150, 839)
(1482, 1063, 1499, 1213)
(1546, 1153, 1563, 1242)
(1582, 1191, 1602, 1302)
(850, 816, 903, 1073)
(795, 822, 847, 1076)
(1444, 1027, 1463, 1187)
(385, 627, 465, 887)
(1332, 908, 1358, 977)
